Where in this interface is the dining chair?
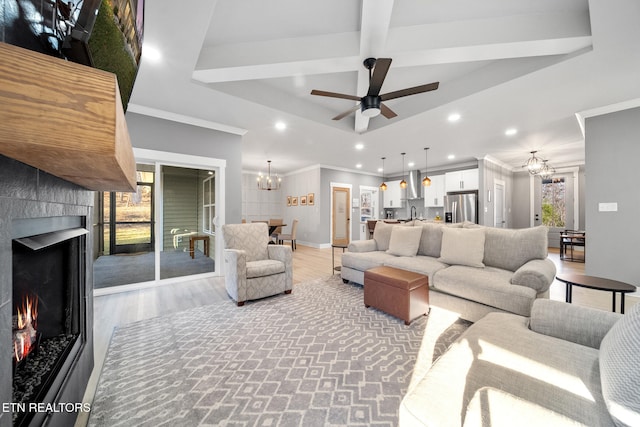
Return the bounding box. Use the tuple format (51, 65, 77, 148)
(269, 218, 284, 242)
(277, 219, 299, 251)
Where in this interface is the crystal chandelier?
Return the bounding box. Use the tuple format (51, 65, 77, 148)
(379, 157, 387, 191)
(257, 160, 281, 191)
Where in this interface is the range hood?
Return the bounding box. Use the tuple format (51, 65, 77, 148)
(407, 170, 422, 200)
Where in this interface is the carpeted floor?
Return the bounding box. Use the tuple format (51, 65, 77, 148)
(88, 275, 470, 427)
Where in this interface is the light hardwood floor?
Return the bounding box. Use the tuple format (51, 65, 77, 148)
(76, 245, 636, 426)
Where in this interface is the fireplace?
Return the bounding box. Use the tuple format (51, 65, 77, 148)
(11, 217, 88, 427)
(0, 155, 95, 427)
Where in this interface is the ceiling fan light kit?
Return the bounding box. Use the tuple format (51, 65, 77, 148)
(311, 57, 439, 122)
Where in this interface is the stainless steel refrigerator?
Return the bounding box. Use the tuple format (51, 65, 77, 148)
(444, 191, 478, 223)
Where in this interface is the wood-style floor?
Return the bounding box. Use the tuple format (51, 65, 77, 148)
(75, 245, 635, 426)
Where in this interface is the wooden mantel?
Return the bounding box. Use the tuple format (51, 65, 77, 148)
(0, 42, 136, 192)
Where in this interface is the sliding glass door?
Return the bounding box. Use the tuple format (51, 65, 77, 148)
(94, 150, 225, 292)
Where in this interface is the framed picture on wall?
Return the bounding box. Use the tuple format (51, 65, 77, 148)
(308, 193, 314, 205)
(287, 196, 292, 207)
(301, 196, 307, 205)
(292, 196, 298, 206)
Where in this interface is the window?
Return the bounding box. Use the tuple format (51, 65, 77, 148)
(541, 177, 566, 227)
(203, 174, 215, 234)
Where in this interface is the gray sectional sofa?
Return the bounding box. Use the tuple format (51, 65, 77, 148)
(400, 299, 640, 426)
(341, 221, 556, 321)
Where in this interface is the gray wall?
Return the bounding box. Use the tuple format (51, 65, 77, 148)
(125, 113, 243, 224)
(321, 168, 382, 246)
(585, 107, 640, 285)
(479, 159, 514, 227)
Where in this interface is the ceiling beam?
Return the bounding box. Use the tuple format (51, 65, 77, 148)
(193, 11, 590, 84)
(355, 0, 395, 132)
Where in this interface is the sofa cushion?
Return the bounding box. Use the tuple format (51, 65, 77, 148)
(387, 225, 422, 257)
(417, 223, 445, 257)
(400, 312, 613, 427)
(438, 227, 486, 268)
(483, 226, 548, 271)
(373, 221, 394, 251)
(341, 250, 398, 272)
(600, 303, 640, 427)
(246, 259, 285, 278)
(384, 255, 448, 283)
(433, 265, 536, 316)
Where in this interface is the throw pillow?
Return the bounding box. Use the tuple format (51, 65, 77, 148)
(386, 226, 422, 257)
(483, 226, 548, 271)
(373, 221, 394, 251)
(438, 227, 486, 268)
(600, 303, 640, 427)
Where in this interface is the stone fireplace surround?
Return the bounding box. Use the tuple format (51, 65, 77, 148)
(0, 155, 94, 427)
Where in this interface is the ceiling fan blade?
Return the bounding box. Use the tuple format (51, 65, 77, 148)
(311, 89, 361, 101)
(380, 103, 397, 119)
(332, 105, 360, 120)
(380, 82, 439, 101)
(367, 58, 392, 97)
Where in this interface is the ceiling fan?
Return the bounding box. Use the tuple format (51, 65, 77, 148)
(311, 57, 439, 121)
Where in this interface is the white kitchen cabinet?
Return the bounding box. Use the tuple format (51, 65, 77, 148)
(424, 174, 445, 207)
(383, 180, 404, 208)
(445, 169, 479, 192)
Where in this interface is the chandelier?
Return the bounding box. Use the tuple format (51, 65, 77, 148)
(538, 160, 556, 180)
(257, 160, 281, 191)
(523, 151, 543, 175)
(523, 151, 555, 179)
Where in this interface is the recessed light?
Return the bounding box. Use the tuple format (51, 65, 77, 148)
(356, 163, 362, 169)
(408, 162, 415, 168)
(275, 121, 287, 131)
(355, 143, 364, 150)
(448, 113, 461, 122)
(377, 167, 383, 173)
(505, 128, 518, 136)
(143, 46, 162, 62)
(448, 154, 456, 160)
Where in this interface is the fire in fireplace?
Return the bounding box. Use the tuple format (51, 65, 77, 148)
(11, 217, 88, 427)
(13, 294, 40, 363)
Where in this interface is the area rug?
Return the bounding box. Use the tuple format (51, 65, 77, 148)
(89, 275, 470, 427)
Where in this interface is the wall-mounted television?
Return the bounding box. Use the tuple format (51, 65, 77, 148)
(0, 0, 144, 110)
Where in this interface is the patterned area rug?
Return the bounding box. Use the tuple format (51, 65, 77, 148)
(89, 275, 471, 427)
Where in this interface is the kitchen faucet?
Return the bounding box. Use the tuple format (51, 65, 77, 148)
(411, 205, 416, 220)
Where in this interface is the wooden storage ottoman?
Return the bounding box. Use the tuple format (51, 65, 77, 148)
(364, 266, 430, 325)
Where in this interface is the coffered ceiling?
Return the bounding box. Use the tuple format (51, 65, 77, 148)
(128, 0, 640, 176)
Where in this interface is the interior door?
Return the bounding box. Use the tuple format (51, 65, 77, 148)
(533, 172, 575, 247)
(332, 186, 350, 246)
(494, 180, 505, 228)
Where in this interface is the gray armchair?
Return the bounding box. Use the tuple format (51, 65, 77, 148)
(222, 222, 293, 306)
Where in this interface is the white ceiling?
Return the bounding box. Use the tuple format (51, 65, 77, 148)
(128, 0, 640, 177)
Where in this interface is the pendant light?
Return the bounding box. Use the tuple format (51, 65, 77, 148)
(399, 152, 407, 189)
(524, 151, 543, 175)
(379, 157, 387, 191)
(422, 147, 431, 187)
